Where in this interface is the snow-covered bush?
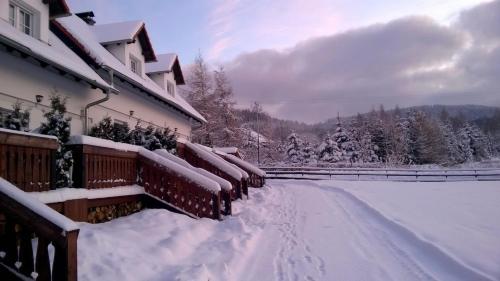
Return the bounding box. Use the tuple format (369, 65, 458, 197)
(3, 102, 30, 131)
(39, 95, 72, 188)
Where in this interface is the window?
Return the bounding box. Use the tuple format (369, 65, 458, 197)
(9, 2, 35, 37)
(130, 55, 141, 75)
(9, 4, 15, 26)
(167, 81, 175, 96)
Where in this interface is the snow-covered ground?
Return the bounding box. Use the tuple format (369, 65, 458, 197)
(77, 180, 500, 281)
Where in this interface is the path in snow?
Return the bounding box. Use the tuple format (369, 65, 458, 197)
(78, 180, 499, 281)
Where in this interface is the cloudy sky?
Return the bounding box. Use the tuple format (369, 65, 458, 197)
(68, 0, 500, 123)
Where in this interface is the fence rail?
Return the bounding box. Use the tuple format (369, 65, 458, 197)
(261, 167, 500, 181)
(138, 155, 221, 219)
(0, 181, 79, 281)
(0, 130, 58, 192)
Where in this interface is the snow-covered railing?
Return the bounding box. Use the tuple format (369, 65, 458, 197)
(154, 149, 233, 215)
(67, 136, 138, 189)
(215, 150, 266, 187)
(0, 177, 79, 280)
(138, 149, 221, 219)
(179, 142, 245, 200)
(0, 128, 59, 192)
(261, 167, 500, 181)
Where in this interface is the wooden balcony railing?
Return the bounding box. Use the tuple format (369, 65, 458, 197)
(67, 139, 224, 220)
(0, 178, 79, 281)
(178, 142, 244, 200)
(70, 144, 137, 189)
(0, 129, 58, 192)
(138, 155, 221, 219)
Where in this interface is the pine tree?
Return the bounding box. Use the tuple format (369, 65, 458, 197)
(4, 102, 30, 131)
(332, 117, 357, 163)
(155, 127, 177, 152)
(317, 134, 342, 163)
(458, 123, 490, 162)
(302, 141, 316, 164)
(285, 133, 303, 164)
(439, 120, 464, 165)
(39, 95, 72, 188)
(112, 122, 130, 143)
(89, 116, 114, 140)
(128, 121, 145, 146)
(359, 131, 379, 163)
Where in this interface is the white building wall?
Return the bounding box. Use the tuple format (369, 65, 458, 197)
(0, 0, 50, 42)
(0, 50, 193, 141)
(104, 43, 126, 65)
(126, 39, 146, 77)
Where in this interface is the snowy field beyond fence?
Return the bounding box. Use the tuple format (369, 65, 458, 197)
(77, 180, 500, 281)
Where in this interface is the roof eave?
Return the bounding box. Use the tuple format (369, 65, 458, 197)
(0, 34, 111, 93)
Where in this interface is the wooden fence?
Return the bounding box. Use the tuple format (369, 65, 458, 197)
(261, 166, 500, 181)
(69, 144, 223, 219)
(0, 130, 58, 192)
(0, 186, 79, 281)
(138, 155, 221, 219)
(178, 143, 244, 200)
(70, 144, 136, 189)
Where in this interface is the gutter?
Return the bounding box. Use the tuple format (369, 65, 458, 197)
(84, 67, 114, 134)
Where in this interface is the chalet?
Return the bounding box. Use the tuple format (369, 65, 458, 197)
(0, 0, 205, 140)
(0, 1, 267, 280)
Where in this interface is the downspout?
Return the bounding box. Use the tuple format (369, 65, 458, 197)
(84, 68, 114, 134)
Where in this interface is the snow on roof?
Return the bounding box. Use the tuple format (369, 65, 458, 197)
(214, 147, 239, 154)
(0, 178, 78, 232)
(92, 20, 143, 44)
(154, 149, 232, 191)
(0, 128, 58, 140)
(215, 150, 266, 177)
(0, 20, 111, 91)
(67, 135, 141, 152)
(146, 53, 177, 73)
(55, 15, 205, 123)
(186, 143, 243, 180)
(92, 20, 156, 62)
(139, 148, 221, 193)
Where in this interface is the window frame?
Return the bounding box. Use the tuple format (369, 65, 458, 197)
(8, 1, 38, 38)
(130, 55, 141, 75)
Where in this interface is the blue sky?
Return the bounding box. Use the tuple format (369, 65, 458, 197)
(67, 0, 499, 122)
(67, 0, 483, 65)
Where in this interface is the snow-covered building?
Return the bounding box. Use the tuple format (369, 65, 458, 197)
(0, 0, 204, 140)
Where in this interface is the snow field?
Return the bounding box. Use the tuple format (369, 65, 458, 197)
(77, 180, 500, 281)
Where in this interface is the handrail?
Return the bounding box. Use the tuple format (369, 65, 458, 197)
(263, 168, 500, 181)
(0, 178, 79, 280)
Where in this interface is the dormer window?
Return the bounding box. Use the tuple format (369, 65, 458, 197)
(9, 1, 36, 37)
(167, 80, 175, 96)
(130, 55, 141, 75)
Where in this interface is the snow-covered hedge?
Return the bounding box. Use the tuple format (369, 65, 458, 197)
(0, 178, 78, 232)
(139, 148, 221, 193)
(154, 149, 233, 191)
(185, 142, 243, 180)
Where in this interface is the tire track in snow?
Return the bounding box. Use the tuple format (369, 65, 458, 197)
(313, 183, 495, 281)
